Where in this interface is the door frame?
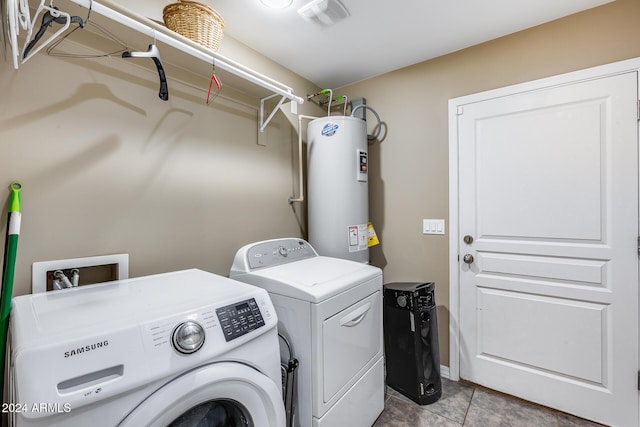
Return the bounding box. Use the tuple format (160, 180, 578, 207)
(448, 57, 640, 382)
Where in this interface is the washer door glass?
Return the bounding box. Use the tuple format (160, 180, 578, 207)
(168, 399, 251, 427)
(119, 362, 284, 427)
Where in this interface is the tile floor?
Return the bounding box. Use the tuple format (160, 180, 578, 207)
(373, 377, 605, 427)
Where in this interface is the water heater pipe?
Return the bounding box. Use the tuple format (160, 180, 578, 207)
(334, 96, 348, 115)
(351, 104, 382, 141)
(306, 89, 333, 116)
(323, 89, 333, 116)
(288, 114, 319, 205)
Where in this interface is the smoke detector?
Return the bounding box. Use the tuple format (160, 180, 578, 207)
(297, 0, 350, 27)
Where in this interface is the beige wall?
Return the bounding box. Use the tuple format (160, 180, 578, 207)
(2, 0, 639, 370)
(0, 33, 317, 296)
(340, 0, 640, 367)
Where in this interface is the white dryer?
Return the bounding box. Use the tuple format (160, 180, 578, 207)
(230, 238, 384, 427)
(9, 269, 285, 427)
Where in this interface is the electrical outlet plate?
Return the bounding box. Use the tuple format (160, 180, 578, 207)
(423, 219, 445, 235)
(32, 254, 129, 294)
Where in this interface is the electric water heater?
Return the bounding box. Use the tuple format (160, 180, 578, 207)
(307, 116, 369, 263)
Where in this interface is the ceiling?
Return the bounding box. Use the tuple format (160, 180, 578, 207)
(130, 0, 613, 89)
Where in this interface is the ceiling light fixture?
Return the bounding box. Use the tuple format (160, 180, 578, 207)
(260, 0, 293, 8)
(298, 0, 349, 27)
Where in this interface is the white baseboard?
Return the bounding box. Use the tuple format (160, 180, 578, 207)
(440, 365, 450, 380)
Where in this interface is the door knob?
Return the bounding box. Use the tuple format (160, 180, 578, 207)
(463, 235, 474, 244)
(463, 254, 474, 264)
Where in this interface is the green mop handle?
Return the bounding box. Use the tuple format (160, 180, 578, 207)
(0, 182, 22, 405)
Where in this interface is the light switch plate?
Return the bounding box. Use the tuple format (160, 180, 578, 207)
(423, 219, 445, 235)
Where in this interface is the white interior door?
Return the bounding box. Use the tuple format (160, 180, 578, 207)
(456, 70, 639, 426)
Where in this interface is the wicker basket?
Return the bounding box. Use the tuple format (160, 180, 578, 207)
(163, 1, 225, 51)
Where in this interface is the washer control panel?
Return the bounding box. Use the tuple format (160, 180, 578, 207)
(216, 298, 265, 342)
(246, 239, 317, 270)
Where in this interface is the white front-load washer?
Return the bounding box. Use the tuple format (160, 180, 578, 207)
(9, 269, 285, 427)
(230, 238, 384, 427)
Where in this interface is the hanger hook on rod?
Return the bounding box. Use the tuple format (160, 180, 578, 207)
(85, 0, 93, 23)
(207, 58, 222, 105)
(122, 43, 169, 101)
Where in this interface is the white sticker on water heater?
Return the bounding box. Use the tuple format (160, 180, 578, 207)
(357, 149, 368, 182)
(348, 224, 368, 252)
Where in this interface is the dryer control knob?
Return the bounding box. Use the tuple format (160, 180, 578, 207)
(172, 321, 205, 354)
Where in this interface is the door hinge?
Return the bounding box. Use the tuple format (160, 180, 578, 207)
(637, 100, 640, 121)
(637, 236, 640, 255)
(637, 371, 640, 390)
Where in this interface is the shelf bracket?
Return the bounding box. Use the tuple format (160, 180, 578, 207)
(259, 94, 287, 133)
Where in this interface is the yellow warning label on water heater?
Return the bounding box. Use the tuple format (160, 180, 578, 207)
(367, 222, 380, 247)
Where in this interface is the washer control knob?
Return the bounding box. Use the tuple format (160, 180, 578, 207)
(172, 321, 205, 354)
(278, 246, 288, 257)
(397, 294, 408, 308)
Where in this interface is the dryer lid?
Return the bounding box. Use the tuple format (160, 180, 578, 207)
(231, 256, 381, 303)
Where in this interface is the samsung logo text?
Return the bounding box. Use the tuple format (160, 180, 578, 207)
(64, 340, 109, 358)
